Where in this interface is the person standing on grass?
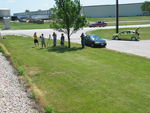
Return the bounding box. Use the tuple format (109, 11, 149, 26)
(52, 32, 57, 47)
(33, 32, 39, 47)
(60, 33, 65, 46)
(81, 33, 85, 48)
(40, 34, 46, 48)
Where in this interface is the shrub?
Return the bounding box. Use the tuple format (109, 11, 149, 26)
(17, 68, 25, 76)
(0, 47, 4, 53)
(30, 92, 36, 99)
(44, 106, 54, 113)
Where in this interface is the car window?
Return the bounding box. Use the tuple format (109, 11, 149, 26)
(127, 31, 131, 34)
(86, 36, 90, 40)
(90, 35, 101, 41)
(120, 31, 131, 34)
(120, 32, 125, 34)
(87, 37, 90, 40)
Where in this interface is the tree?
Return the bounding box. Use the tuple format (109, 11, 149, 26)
(141, 1, 150, 15)
(51, 0, 87, 48)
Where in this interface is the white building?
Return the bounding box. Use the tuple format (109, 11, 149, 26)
(0, 8, 10, 17)
(81, 3, 144, 18)
(0, 8, 11, 29)
(14, 3, 146, 19)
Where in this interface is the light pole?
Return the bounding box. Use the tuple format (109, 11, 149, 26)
(116, 0, 119, 33)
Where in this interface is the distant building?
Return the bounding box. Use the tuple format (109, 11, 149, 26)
(0, 8, 11, 29)
(0, 8, 10, 17)
(81, 3, 144, 18)
(14, 3, 147, 19)
(14, 9, 52, 20)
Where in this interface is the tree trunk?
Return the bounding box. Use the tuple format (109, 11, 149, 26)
(68, 36, 71, 48)
(67, 28, 71, 48)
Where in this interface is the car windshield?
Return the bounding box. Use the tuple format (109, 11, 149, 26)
(90, 35, 101, 41)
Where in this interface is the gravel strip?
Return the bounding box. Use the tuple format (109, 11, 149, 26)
(0, 53, 40, 113)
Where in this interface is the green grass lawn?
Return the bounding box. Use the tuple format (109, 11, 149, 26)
(87, 16, 150, 22)
(0, 35, 150, 113)
(0, 22, 51, 30)
(108, 21, 150, 26)
(87, 16, 150, 26)
(0, 16, 150, 30)
(87, 27, 150, 40)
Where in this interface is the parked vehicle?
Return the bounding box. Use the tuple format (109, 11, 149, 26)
(11, 16, 18, 21)
(28, 19, 44, 24)
(89, 21, 107, 27)
(85, 34, 107, 48)
(112, 28, 140, 41)
(18, 19, 27, 22)
(0, 17, 3, 22)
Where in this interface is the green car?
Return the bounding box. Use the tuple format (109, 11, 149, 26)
(112, 28, 140, 41)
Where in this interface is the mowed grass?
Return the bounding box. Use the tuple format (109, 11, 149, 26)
(87, 16, 150, 26)
(0, 16, 150, 30)
(108, 21, 150, 26)
(0, 22, 51, 30)
(88, 27, 150, 40)
(87, 16, 150, 22)
(0, 36, 150, 113)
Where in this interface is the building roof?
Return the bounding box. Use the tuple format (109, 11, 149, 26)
(83, 2, 143, 8)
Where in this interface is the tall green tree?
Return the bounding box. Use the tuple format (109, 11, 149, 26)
(141, 1, 150, 15)
(51, 0, 87, 48)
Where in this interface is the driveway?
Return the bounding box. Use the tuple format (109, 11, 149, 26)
(106, 40, 150, 58)
(1, 24, 150, 58)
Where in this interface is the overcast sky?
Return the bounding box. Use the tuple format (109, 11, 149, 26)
(0, 0, 149, 15)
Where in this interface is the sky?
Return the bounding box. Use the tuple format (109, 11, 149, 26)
(0, 0, 149, 15)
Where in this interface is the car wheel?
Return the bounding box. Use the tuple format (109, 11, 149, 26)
(91, 43, 95, 48)
(114, 36, 119, 40)
(131, 37, 137, 41)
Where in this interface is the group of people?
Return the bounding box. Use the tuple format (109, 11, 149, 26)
(33, 32, 65, 48)
(33, 32, 86, 48)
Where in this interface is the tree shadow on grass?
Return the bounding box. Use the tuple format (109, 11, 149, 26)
(48, 46, 83, 53)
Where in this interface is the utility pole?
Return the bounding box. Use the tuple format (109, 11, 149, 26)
(116, 0, 119, 33)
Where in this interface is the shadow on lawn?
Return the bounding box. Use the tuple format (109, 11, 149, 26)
(47, 46, 83, 53)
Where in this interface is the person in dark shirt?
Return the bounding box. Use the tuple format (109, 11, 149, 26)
(81, 33, 85, 48)
(60, 33, 65, 46)
(52, 32, 57, 47)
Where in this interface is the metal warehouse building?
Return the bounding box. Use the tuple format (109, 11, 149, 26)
(14, 3, 146, 19)
(81, 3, 144, 18)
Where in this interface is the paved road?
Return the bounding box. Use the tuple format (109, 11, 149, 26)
(1, 24, 150, 58)
(106, 40, 150, 58)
